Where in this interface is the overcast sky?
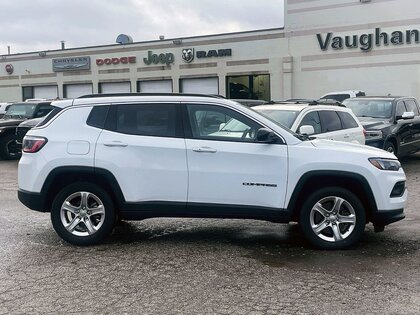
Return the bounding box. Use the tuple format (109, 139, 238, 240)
(0, 0, 284, 55)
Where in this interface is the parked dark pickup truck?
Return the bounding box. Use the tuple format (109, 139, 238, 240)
(0, 101, 53, 159)
(343, 96, 420, 157)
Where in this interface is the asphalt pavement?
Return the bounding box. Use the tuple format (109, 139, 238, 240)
(0, 157, 419, 314)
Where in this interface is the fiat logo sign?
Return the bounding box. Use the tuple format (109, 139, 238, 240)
(5, 64, 13, 74)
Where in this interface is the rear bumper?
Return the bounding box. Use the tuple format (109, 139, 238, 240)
(18, 189, 47, 212)
(371, 208, 405, 226)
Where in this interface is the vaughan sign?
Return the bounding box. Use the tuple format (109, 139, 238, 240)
(317, 27, 420, 52)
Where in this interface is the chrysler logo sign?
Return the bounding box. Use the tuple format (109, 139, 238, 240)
(52, 57, 91, 72)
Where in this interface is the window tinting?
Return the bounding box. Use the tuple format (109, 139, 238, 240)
(37, 107, 62, 127)
(33, 104, 54, 118)
(319, 111, 342, 132)
(116, 104, 179, 137)
(186, 104, 262, 142)
(87, 106, 110, 129)
(404, 99, 419, 116)
(396, 101, 407, 117)
(337, 111, 359, 129)
(299, 111, 322, 134)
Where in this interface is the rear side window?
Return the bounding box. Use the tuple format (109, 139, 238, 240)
(33, 104, 54, 118)
(114, 104, 181, 137)
(319, 110, 342, 132)
(36, 107, 62, 127)
(337, 111, 359, 129)
(87, 106, 110, 129)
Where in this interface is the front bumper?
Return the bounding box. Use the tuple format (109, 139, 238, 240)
(371, 208, 405, 226)
(18, 189, 47, 212)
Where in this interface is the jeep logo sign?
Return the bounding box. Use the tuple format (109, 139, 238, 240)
(143, 51, 174, 66)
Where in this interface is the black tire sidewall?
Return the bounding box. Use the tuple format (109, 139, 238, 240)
(300, 187, 366, 250)
(0, 134, 20, 160)
(51, 182, 116, 246)
(384, 141, 397, 156)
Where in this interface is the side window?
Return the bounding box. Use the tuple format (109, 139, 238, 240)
(115, 104, 181, 137)
(404, 99, 419, 116)
(298, 111, 322, 134)
(395, 101, 407, 117)
(34, 105, 53, 118)
(87, 106, 109, 129)
(186, 104, 262, 142)
(337, 111, 359, 129)
(318, 110, 342, 132)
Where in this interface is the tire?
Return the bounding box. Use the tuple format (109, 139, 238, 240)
(384, 141, 397, 156)
(0, 134, 21, 160)
(299, 187, 366, 250)
(51, 182, 116, 246)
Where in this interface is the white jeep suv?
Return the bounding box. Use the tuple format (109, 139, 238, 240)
(18, 94, 408, 249)
(253, 101, 365, 144)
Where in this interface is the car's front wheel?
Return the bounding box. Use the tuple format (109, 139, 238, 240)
(51, 182, 116, 246)
(299, 187, 366, 249)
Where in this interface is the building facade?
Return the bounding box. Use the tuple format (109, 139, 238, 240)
(0, 0, 419, 102)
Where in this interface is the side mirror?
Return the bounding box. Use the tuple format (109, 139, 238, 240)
(219, 123, 226, 131)
(401, 111, 415, 120)
(256, 128, 278, 143)
(299, 125, 315, 135)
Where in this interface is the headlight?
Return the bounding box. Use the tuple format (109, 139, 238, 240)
(369, 158, 401, 171)
(365, 130, 383, 141)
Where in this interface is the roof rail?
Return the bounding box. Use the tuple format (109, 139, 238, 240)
(77, 93, 225, 99)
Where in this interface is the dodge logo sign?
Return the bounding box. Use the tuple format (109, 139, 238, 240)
(5, 64, 13, 74)
(182, 48, 194, 63)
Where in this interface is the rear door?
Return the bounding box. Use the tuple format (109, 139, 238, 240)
(318, 110, 347, 142)
(95, 103, 188, 204)
(183, 103, 288, 210)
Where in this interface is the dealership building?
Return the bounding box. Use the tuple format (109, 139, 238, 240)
(1, 0, 420, 102)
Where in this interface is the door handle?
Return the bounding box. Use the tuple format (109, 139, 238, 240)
(192, 147, 217, 153)
(104, 141, 128, 147)
(343, 134, 350, 138)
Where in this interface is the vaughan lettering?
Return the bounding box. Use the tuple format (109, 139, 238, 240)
(317, 27, 420, 52)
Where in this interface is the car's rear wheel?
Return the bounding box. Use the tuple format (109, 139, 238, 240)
(299, 187, 366, 249)
(0, 134, 20, 160)
(51, 182, 116, 246)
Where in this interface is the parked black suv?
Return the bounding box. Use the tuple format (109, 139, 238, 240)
(0, 101, 53, 159)
(343, 96, 420, 156)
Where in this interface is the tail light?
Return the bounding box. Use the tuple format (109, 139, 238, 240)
(22, 136, 48, 153)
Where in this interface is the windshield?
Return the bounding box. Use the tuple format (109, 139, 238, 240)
(4, 103, 37, 119)
(343, 99, 393, 118)
(253, 108, 300, 129)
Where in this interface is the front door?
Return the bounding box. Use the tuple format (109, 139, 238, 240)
(183, 103, 288, 210)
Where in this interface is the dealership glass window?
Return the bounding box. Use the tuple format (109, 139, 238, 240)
(226, 75, 270, 101)
(22, 85, 58, 101)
